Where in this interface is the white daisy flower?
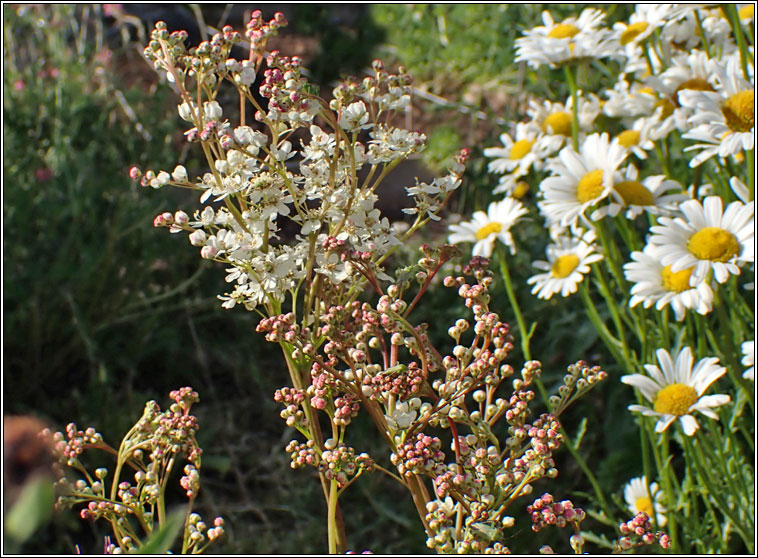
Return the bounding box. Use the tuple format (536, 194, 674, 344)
(538, 133, 627, 228)
(447, 197, 529, 258)
(484, 122, 545, 176)
(593, 164, 688, 220)
(623, 248, 714, 321)
(729, 176, 752, 204)
(621, 346, 731, 436)
(680, 57, 755, 167)
(613, 117, 658, 160)
(613, 4, 672, 50)
(623, 476, 667, 527)
(492, 172, 531, 197)
(527, 229, 603, 299)
(742, 340, 755, 381)
(515, 8, 619, 69)
(647, 195, 755, 284)
(603, 79, 658, 119)
(527, 95, 602, 154)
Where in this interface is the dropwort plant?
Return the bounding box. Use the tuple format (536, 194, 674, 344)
(122, 9, 677, 554)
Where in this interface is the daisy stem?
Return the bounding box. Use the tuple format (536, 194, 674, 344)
(685, 430, 753, 551)
(563, 65, 580, 151)
(658, 431, 681, 552)
(722, 5, 752, 82)
(747, 149, 755, 201)
(578, 281, 625, 367)
(496, 244, 534, 361)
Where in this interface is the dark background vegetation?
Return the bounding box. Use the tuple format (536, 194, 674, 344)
(4, 4, 643, 554)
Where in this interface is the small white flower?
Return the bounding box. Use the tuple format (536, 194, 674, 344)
(172, 165, 188, 182)
(621, 346, 730, 436)
(447, 198, 529, 258)
(178, 101, 197, 122)
(623, 476, 667, 527)
(339, 100, 371, 131)
(742, 340, 755, 381)
(203, 100, 223, 121)
(188, 229, 207, 247)
(527, 229, 603, 299)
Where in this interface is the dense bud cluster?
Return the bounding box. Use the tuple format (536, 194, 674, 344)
(616, 512, 672, 551)
(49, 389, 222, 553)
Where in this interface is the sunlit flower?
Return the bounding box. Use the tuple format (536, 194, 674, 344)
(538, 133, 627, 227)
(622, 346, 730, 436)
(447, 197, 528, 257)
(593, 164, 688, 220)
(680, 57, 755, 167)
(623, 248, 713, 321)
(484, 122, 545, 176)
(742, 340, 755, 381)
(623, 476, 667, 527)
(527, 229, 602, 299)
(647, 196, 754, 284)
(515, 8, 619, 69)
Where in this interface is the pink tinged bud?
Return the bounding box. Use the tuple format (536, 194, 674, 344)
(189, 229, 207, 246)
(200, 244, 218, 259)
(174, 210, 189, 225)
(129, 166, 142, 180)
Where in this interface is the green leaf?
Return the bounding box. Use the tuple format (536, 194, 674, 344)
(4, 476, 55, 544)
(134, 509, 186, 554)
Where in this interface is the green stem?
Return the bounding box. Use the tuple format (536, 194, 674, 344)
(496, 244, 534, 361)
(563, 64, 580, 151)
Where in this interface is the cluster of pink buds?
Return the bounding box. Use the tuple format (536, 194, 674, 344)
(616, 512, 671, 551)
(246, 10, 287, 55)
(318, 443, 374, 488)
(364, 362, 425, 402)
(49, 423, 104, 465)
(181, 463, 201, 497)
(334, 393, 361, 426)
(391, 433, 446, 478)
(527, 493, 586, 532)
(549, 360, 609, 414)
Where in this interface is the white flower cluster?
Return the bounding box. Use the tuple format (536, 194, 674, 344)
(141, 25, 464, 313)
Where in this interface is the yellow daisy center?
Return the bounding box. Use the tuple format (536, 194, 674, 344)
(687, 227, 740, 262)
(637, 86, 655, 96)
(673, 78, 715, 107)
(510, 139, 535, 160)
(551, 254, 580, 278)
(548, 23, 580, 39)
(576, 169, 606, 204)
(653, 383, 698, 415)
(476, 222, 502, 240)
(721, 90, 755, 133)
(661, 265, 693, 292)
(654, 98, 675, 119)
(513, 181, 530, 199)
(620, 21, 649, 45)
(615, 180, 654, 206)
(634, 496, 654, 519)
(739, 5, 754, 20)
(617, 130, 641, 148)
(542, 111, 573, 136)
